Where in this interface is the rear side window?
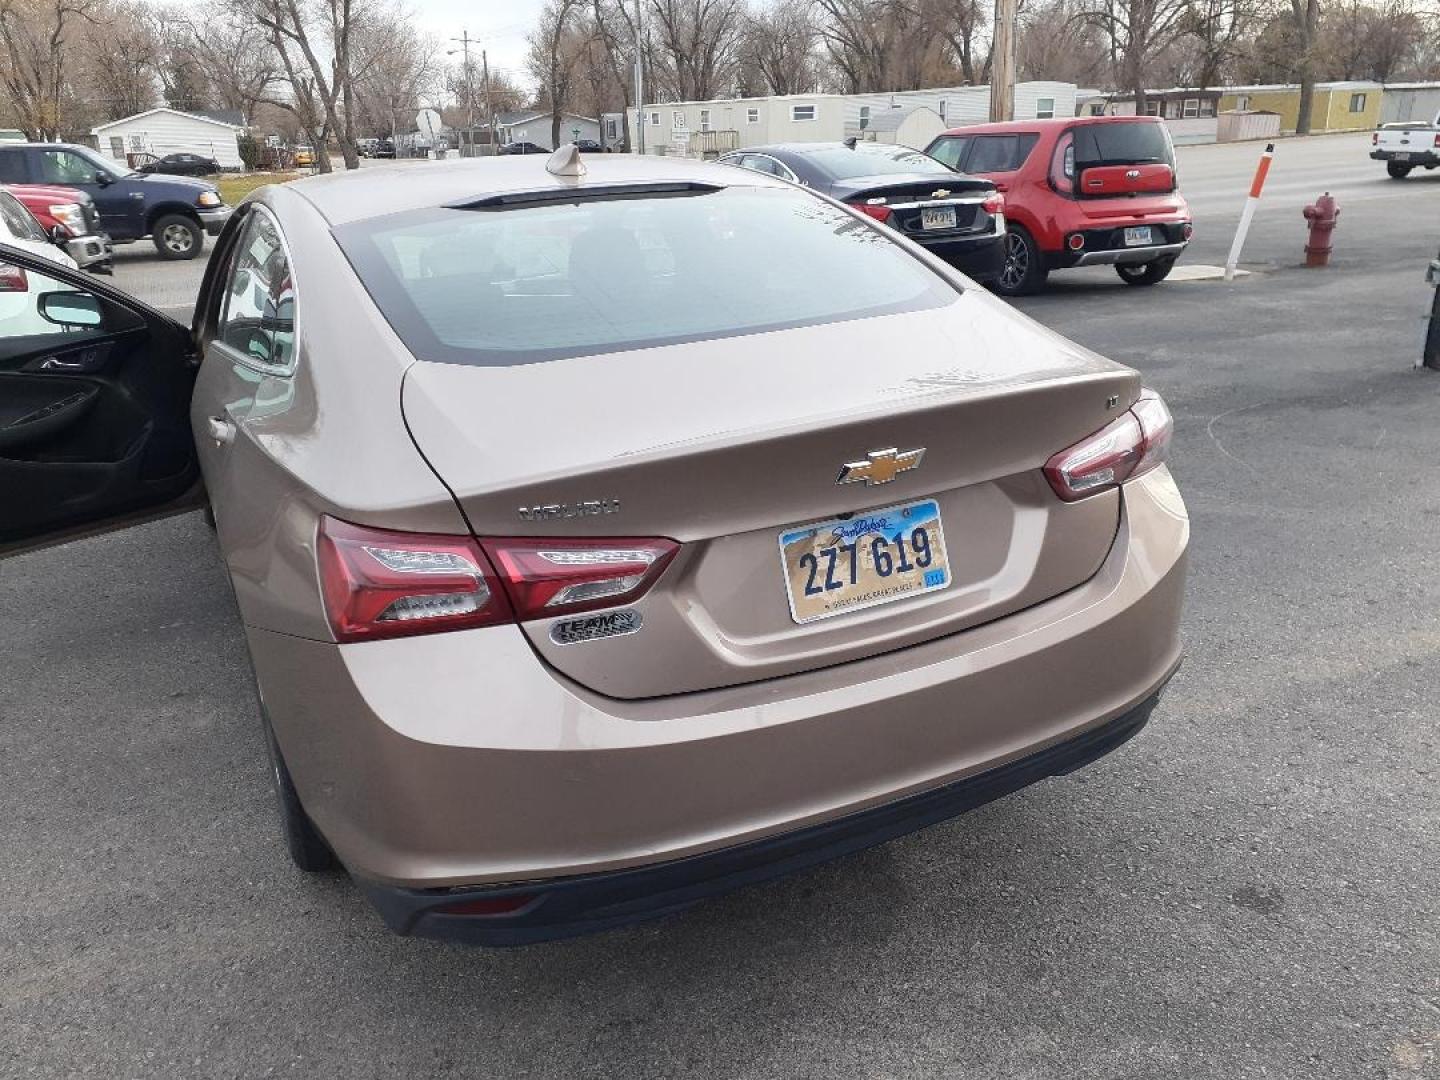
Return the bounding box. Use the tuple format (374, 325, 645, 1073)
(333, 187, 958, 367)
(1072, 123, 1175, 168)
(217, 209, 295, 372)
(0, 151, 27, 183)
(965, 134, 1040, 172)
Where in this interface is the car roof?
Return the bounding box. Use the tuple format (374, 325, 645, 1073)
(937, 116, 1167, 136)
(286, 153, 790, 226)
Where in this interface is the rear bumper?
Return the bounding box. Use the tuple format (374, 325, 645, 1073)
(1049, 220, 1190, 269)
(1072, 241, 1187, 267)
(362, 689, 1166, 945)
(917, 230, 1006, 282)
(1371, 149, 1438, 166)
(247, 469, 1187, 935)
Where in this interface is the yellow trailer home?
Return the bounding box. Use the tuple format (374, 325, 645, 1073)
(1218, 82, 1382, 134)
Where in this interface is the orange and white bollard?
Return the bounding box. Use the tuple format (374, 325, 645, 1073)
(1224, 142, 1275, 281)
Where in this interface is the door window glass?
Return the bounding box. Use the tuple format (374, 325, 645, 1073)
(38, 151, 99, 185)
(0, 152, 25, 182)
(965, 134, 1040, 172)
(217, 209, 295, 371)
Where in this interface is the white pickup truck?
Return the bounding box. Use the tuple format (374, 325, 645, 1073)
(1371, 113, 1440, 178)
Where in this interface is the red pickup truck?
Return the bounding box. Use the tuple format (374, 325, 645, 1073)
(4, 182, 112, 271)
(926, 116, 1192, 295)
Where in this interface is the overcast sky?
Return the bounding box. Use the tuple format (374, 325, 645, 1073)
(410, 0, 544, 94)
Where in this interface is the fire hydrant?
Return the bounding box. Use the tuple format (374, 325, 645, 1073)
(1303, 192, 1340, 267)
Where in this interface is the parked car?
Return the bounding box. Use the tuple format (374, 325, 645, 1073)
(574, 139, 606, 153)
(498, 141, 548, 155)
(0, 153, 1186, 945)
(293, 146, 316, 168)
(0, 142, 230, 260)
(5, 182, 112, 272)
(373, 139, 396, 159)
(0, 188, 79, 271)
(926, 116, 1193, 295)
(134, 152, 221, 177)
(1371, 114, 1440, 177)
(718, 142, 1005, 283)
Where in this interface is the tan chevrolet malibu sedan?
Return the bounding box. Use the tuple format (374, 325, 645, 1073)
(0, 147, 1186, 944)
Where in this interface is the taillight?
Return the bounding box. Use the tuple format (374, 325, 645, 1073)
(481, 537, 678, 620)
(318, 517, 513, 641)
(1067, 233, 1085, 251)
(1043, 390, 1173, 502)
(1433, 133, 1440, 148)
(0, 263, 28, 292)
(1372, 132, 1378, 145)
(851, 201, 892, 223)
(318, 519, 679, 639)
(982, 192, 1004, 215)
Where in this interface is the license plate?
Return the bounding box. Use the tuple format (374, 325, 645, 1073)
(1394, 152, 1411, 161)
(1124, 226, 1154, 246)
(777, 499, 951, 624)
(921, 206, 957, 231)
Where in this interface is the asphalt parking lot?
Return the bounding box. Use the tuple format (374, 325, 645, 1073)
(4, 134, 1439, 1078)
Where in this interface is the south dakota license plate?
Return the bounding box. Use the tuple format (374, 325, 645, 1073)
(777, 499, 951, 624)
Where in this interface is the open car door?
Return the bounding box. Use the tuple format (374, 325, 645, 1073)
(0, 243, 200, 556)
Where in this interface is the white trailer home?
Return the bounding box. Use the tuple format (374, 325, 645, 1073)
(642, 82, 1076, 154)
(91, 108, 244, 169)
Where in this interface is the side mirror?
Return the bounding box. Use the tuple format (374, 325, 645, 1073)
(48, 224, 66, 245)
(38, 290, 102, 328)
(93, 171, 112, 187)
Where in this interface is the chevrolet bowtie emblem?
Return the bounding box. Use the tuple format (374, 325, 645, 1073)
(836, 447, 926, 486)
(931, 188, 951, 198)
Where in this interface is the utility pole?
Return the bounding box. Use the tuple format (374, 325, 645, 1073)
(633, 0, 645, 154)
(989, 0, 1016, 122)
(482, 49, 495, 155)
(449, 29, 475, 139)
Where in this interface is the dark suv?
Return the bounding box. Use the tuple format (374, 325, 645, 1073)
(0, 142, 231, 260)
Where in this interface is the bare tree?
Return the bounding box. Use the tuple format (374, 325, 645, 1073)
(933, 0, 988, 83)
(253, 0, 363, 170)
(1289, 0, 1320, 132)
(83, 0, 159, 120)
(184, 1, 280, 123)
(738, 0, 820, 94)
(350, 13, 438, 139)
(0, 0, 98, 139)
(1078, 0, 1192, 111)
(812, 0, 939, 92)
(1016, 0, 1108, 83)
(528, 0, 581, 148)
(647, 0, 744, 99)
(1177, 0, 1261, 87)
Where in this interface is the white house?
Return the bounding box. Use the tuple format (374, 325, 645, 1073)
(91, 107, 244, 169)
(496, 110, 603, 150)
(640, 82, 1076, 152)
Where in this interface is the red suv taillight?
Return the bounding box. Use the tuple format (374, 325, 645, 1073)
(850, 201, 892, 223)
(982, 192, 1004, 215)
(317, 517, 678, 641)
(1043, 390, 1173, 502)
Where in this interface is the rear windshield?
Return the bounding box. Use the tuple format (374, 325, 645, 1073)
(333, 186, 957, 366)
(800, 145, 953, 180)
(1073, 123, 1174, 167)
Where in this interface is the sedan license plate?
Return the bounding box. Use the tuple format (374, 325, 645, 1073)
(778, 499, 950, 624)
(1124, 226, 1154, 246)
(921, 206, 957, 231)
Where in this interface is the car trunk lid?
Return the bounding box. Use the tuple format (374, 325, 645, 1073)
(403, 296, 1137, 698)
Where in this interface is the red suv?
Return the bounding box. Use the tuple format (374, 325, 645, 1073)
(926, 116, 1192, 296)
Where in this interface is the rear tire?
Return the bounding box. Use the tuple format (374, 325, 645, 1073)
(1387, 161, 1413, 179)
(262, 709, 339, 872)
(152, 214, 202, 260)
(991, 225, 1048, 296)
(1116, 257, 1176, 286)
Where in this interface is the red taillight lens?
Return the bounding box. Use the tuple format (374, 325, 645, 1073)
(1433, 133, 1440, 148)
(0, 263, 28, 292)
(851, 201, 892, 222)
(318, 517, 513, 641)
(1043, 390, 1173, 502)
(1372, 132, 1379, 145)
(1067, 233, 1085, 250)
(1182, 222, 1194, 240)
(982, 192, 1004, 214)
(481, 536, 678, 621)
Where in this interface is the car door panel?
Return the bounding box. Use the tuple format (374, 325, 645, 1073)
(0, 245, 200, 554)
